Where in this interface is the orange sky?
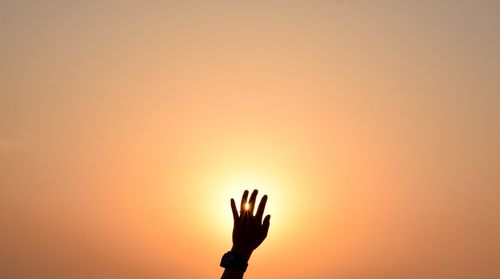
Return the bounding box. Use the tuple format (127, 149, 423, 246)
(1, 1, 499, 278)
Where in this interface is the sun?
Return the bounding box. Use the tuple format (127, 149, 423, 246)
(194, 169, 296, 241)
(186, 151, 309, 247)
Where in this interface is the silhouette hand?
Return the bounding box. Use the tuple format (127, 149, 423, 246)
(230, 189, 271, 260)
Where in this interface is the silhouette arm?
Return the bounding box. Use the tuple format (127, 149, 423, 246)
(221, 189, 271, 279)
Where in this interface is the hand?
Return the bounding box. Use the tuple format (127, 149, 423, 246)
(230, 189, 271, 260)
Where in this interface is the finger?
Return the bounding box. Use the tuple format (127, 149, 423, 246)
(262, 215, 271, 237)
(240, 190, 249, 214)
(248, 189, 258, 215)
(255, 195, 268, 222)
(231, 198, 239, 222)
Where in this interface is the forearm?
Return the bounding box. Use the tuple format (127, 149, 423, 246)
(221, 268, 245, 279)
(220, 247, 253, 279)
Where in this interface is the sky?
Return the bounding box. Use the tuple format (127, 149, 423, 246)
(1, 1, 499, 278)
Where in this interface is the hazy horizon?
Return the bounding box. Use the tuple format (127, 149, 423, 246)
(1, 1, 499, 278)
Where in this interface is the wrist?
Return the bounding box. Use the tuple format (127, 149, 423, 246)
(231, 246, 253, 261)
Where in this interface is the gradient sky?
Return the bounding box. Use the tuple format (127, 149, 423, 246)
(1, 1, 499, 278)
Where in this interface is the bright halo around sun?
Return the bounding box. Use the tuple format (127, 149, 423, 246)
(193, 167, 304, 246)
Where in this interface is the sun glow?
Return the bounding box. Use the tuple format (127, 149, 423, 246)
(188, 162, 308, 248)
(175, 139, 312, 254)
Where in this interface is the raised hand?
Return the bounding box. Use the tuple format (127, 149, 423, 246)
(230, 189, 271, 260)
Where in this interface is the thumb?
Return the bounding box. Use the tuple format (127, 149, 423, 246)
(262, 215, 271, 236)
